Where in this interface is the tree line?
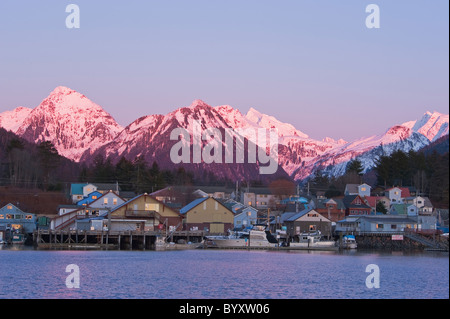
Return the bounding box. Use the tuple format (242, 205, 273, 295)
(307, 148, 449, 208)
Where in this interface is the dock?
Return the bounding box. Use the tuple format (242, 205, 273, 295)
(33, 229, 205, 250)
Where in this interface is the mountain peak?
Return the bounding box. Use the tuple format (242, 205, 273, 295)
(49, 86, 77, 96)
(189, 99, 210, 108)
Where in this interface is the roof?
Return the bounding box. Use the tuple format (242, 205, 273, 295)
(179, 197, 209, 215)
(344, 184, 359, 194)
(70, 183, 88, 195)
(286, 208, 311, 222)
(390, 204, 408, 215)
(0, 203, 26, 214)
(94, 183, 120, 191)
(342, 195, 371, 209)
(316, 198, 346, 210)
(385, 187, 411, 197)
(358, 215, 417, 224)
(364, 196, 388, 208)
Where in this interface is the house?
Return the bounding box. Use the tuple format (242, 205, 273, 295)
(76, 191, 103, 206)
(283, 208, 332, 239)
(52, 191, 127, 231)
(364, 196, 390, 214)
(385, 187, 411, 204)
(0, 203, 37, 234)
(180, 197, 234, 234)
(193, 186, 236, 200)
(314, 198, 346, 223)
(335, 215, 417, 234)
(109, 193, 182, 232)
(357, 215, 417, 233)
(404, 196, 433, 215)
(240, 187, 280, 209)
(342, 195, 372, 216)
(223, 199, 258, 230)
(69, 182, 121, 203)
(344, 183, 371, 197)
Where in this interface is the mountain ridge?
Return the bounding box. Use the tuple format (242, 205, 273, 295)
(0, 86, 448, 181)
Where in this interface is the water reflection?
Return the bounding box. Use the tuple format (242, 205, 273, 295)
(0, 248, 448, 299)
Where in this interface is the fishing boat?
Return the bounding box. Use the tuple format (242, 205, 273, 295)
(204, 225, 279, 248)
(288, 231, 337, 249)
(341, 235, 358, 249)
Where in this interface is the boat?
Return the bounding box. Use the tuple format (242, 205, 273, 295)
(288, 231, 337, 250)
(204, 225, 279, 248)
(11, 233, 25, 245)
(341, 235, 358, 249)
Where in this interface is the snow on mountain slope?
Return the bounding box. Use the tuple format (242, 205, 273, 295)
(85, 99, 290, 181)
(402, 111, 449, 142)
(1, 86, 447, 182)
(0, 106, 32, 132)
(15, 86, 123, 161)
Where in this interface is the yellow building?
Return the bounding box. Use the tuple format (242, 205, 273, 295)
(110, 193, 182, 232)
(180, 197, 234, 234)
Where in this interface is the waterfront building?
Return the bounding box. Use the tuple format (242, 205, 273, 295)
(283, 208, 332, 239)
(0, 203, 37, 234)
(335, 215, 418, 234)
(109, 193, 182, 232)
(180, 197, 234, 234)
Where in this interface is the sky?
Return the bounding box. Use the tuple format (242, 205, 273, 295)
(0, 0, 448, 141)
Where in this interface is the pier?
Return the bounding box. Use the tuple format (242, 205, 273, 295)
(33, 229, 205, 250)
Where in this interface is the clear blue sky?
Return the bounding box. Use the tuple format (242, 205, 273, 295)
(0, 0, 448, 141)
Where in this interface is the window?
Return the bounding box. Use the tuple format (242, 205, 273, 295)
(215, 201, 218, 210)
(309, 225, 316, 231)
(104, 198, 108, 205)
(7, 205, 12, 210)
(6, 214, 12, 219)
(113, 198, 117, 205)
(361, 187, 366, 191)
(203, 201, 207, 210)
(92, 196, 97, 199)
(0, 215, 3, 219)
(391, 224, 397, 229)
(376, 224, 384, 229)
(145, 203, 159, 211)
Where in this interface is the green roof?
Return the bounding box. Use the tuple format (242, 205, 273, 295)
(70, 183, 88, 195)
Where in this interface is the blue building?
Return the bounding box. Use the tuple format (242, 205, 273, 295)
(0, 203, 37, 234)
(76, 191, 103, 206)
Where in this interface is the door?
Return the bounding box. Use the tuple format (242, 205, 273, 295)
(210, 223, 224, 234)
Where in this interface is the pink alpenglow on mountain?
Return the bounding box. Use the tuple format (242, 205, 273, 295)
(14, 86, 123, 162)
(0, 86, 448, 181)
(0, 106, 32, 133)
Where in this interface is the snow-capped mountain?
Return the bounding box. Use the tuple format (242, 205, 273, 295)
(0, 86, 448, 181)
(401, 111, 449, 142)
(14, 86, 123, 161)
(84, 99, 290, 181)
(0, 106, 32, 132)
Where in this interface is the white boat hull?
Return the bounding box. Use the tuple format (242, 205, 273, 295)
(289, 241, 336, 249)
(206, 237, 278, 248)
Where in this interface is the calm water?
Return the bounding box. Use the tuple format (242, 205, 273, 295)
(0, 247, 448, 299)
